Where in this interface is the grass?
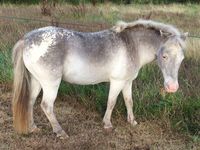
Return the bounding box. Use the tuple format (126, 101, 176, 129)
(0, 47, 12, 83)
(0, 3, 200, 142)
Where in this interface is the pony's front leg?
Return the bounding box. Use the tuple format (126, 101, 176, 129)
(40, 82, 69, 139)
(122, 81, 137, 126)
(103, 79, 126, 131)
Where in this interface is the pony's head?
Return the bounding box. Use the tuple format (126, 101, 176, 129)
(157, 33, 188, 93)
(112, 19, 188, 93)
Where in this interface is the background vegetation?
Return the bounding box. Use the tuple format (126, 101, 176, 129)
(0, 2, 199, 143)
(0, 0, 200, 5)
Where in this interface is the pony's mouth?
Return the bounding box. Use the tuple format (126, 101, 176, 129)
(164, 82, 179, 93)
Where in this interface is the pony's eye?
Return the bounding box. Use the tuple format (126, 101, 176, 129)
(162, 55, 168, 59)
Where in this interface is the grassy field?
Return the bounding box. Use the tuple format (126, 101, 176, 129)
(0, 3, 200, 146)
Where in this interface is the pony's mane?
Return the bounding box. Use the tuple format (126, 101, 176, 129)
(112, 19, 187, 49)
(112, 19, 181, 36)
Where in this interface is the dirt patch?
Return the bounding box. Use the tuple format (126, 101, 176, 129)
(0, 85, 199, 150)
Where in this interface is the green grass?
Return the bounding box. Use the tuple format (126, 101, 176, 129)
(0, 47, 13, 83)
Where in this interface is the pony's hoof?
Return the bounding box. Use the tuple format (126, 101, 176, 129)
(131, 120, 138, 126)
(104, 125, 113, 133)
(30, 127, 41, 133)
(56, 130, 69, 139)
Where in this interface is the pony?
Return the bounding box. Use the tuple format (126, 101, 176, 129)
(12, 19, 187, 139)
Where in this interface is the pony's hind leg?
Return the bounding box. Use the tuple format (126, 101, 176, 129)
(29, 75, 41, 133)
(40, 80, 69, 139)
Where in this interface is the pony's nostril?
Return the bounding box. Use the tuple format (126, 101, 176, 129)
(167, 83, 178, 90)
(165, 82, 179, 93)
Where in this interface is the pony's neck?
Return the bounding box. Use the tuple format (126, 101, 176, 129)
(118, 27, 166, 67)
(138, 45, 157, 66)
(135, 30, 166, 67)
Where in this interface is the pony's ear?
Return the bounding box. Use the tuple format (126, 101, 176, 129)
(159, 30, 173, 37)
(112, 21, 127, 33)
(180, 32, 188, 41)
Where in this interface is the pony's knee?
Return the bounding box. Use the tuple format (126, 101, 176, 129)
(108, 100, 116, 110)
(125, 98, 133, 106)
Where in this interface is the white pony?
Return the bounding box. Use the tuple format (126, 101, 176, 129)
(12, 19, 187, 139)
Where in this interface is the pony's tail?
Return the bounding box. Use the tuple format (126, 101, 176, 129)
(12, 39, 30, 134)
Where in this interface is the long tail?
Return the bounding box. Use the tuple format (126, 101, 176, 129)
(12, 39, 30, 134)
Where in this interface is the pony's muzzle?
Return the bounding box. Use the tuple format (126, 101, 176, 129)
(164, 81, 179, 93)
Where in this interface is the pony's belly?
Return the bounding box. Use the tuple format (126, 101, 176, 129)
(63, 59, 109, 85)
(63, 73, 108, 85)
(63, 69, 109, 85)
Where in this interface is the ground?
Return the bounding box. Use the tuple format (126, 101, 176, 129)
(0, 84, 199, 150)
